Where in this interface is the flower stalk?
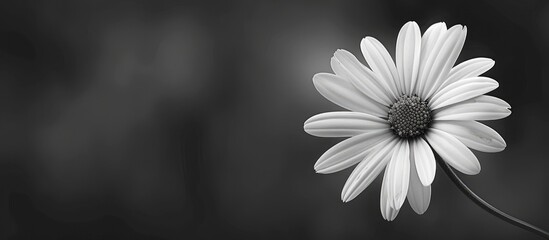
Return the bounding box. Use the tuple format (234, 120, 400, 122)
(435, 153, 549, 239)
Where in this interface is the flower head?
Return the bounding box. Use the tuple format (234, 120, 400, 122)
(304, 22, 511, 220)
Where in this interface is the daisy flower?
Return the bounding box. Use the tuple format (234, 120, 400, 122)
(304, 21, 511, 221)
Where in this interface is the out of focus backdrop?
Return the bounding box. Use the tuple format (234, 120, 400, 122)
(0, 0, 548, 239)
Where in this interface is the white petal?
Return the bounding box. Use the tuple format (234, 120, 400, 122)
(424, 25, 467, 99)
(333, 50, 393, 106)
(434, 95, 511, 121)
(341, 137, 398, 202)
(385, 140, 410, 210)
(313, 73, 388, 117)
(331, 55, 348, 77)
(416, 22, 447, 98)
(304, 111, 388, 137)
(396, 21, 421, 95)
(412, 138, 436, 186)
(360, 37, 400, 98)
(472, 95, 511, 108)
(429, 77, 499, 110)
(407, 154, 432, 215)
(425, 128, 481, 175)
(380, 166, 400, 221)
(439, 57, 495, 91)
(314, 130, 392, 174)
(419, 24, 460, 98)
(433, 120, 506, 153)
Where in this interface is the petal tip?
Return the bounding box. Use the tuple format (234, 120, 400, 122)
(315, 168, 330, 174)
(334, 49, 346, 56)
(312, 72, 323, 80)
(415, 208, 427, 215)
(341, 193, 349, 202)
(314, 161, 325, 172)
(486, 58, 496, 69)
(341, 188, 357, 202)
(312, 72, 329, 85)
(363, 36, 375, 42)
(421, 178, 433, 187)
(403, 21, 417, 27)
(303, 118, 310, 127)
(467, 165, 481, 175)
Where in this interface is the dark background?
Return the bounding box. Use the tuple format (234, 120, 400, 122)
(0, 0, 548, 239)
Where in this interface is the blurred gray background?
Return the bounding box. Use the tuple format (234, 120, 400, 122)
(0, 0, 548, 239)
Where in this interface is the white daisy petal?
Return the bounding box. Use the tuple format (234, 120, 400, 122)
(313, 72, 388, 117)
(407, 149, 432, 215)
(333, 49, 394, 106)
(360, 37, 400, 98)
(306, 22, 510, 221)
(472, 95, 511, 108)
(380, 166, 400, 221)
(429, 77, 499, 110)
(385, 140, 410, 210)
(424, 25, 467, 99)
(434, 95, 511, 121)
(419, 24, 461, 96)
(425, 128, 481, 175)
(314, 130, 392, 174)
(439, 57, 495, 91)
(341, 137, 398, 202)
(433, 120, 506, 153)
(330, 55, 347, 77)
(396, 21, 421, 95)
(412, 138, 436, 186)
(304, 111, 388, 138)
(417, 22, 447, 98)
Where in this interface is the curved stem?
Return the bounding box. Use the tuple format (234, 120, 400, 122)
(435, 155, 549, 239)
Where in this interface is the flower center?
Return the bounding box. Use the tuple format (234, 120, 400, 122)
(387, 95, 432, 138)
